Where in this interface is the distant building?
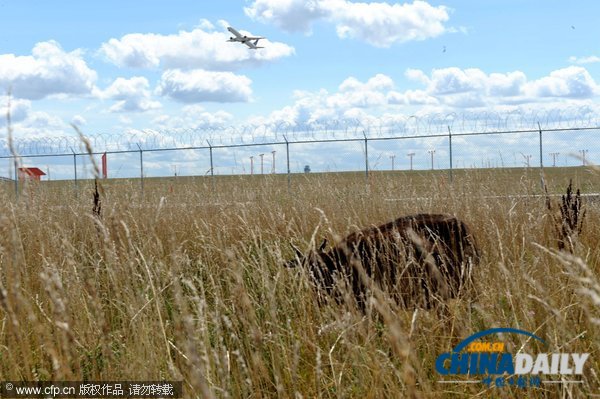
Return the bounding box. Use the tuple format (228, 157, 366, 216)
(18, 167, 46, 181)
(304, 165, 311, 173)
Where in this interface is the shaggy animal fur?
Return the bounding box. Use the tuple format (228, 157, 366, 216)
(286, 214, 479, 310)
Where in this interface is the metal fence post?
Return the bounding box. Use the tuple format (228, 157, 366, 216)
(71, 148, 78, 198)
(284, 135, 291, 192)
(207, 140, 214, 190)
(538, 122, 543, 168)
(137, 143, 144, 196)
(448, 125, 453, 183)
(538, 122, 545, 189)
(363, 131, 369, 183)
(207, 141, 214, 177)
(13, 156, 18, 200)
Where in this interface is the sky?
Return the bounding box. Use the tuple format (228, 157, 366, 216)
(1, 0, 600, 178)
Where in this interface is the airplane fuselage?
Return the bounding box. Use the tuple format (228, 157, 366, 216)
(227, 26, 264, 49)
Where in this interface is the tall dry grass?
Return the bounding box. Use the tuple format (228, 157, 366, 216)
(0, 168, 598, 398)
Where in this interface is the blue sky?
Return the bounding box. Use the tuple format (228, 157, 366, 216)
(1, 1, 600, 178)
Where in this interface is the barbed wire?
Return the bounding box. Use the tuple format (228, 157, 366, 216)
(1, 108, 599, 157)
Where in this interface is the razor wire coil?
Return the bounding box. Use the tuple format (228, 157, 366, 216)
(1, 108, 600, 157)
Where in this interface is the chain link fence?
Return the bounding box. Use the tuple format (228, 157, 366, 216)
(1, 112, 599, 192)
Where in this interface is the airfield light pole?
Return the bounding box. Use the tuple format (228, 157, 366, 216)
(407, 152, 415, 170)
(271, 150, 276, 174)
(250, 156, 254, 175)
(259, 153, 265, 175)
(549, 152, 560, 167)
(390, 154, 396, 171)
(579, 149, 589, 165)
(428, 149, 436, 170)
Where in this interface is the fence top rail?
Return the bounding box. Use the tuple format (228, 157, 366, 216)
(0, 124, 598, 159)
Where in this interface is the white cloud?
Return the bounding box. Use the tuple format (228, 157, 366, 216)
(153, 105, 233, 129)
(4, 110, 69, 140)
(71, 115, 87, 126)
(244, 0, 328, 33)
(249, 67, 600, 127)
(245, 0, 450, 47)
(327, 88, 386, 108)
(151, 115, 169, 125)
(196, 19, 216, 31)
(119, 115, 133, 125)
(525, 66, 598, 99)
(99, 23, 294, 70)
(487, 72, 527, 97)
(405, 66, 599, 105)
(426, 67, 487, 95)
(404, 68, 429, 85)
(387, 89, 438, 105)
(0, 99, 31, 127)
(325, 0, 450, 47)
(251, 75, 397, 125)
(156, 69, 252, 103)
(339, 74, 394, 91)
(100, 76, 161, 113)
(327, 74, 393, 108)
(25, 111, 65, 131)
(0, 41, 97, 100)
(569, 55, 600, 65)
(182, 104, 233, 124)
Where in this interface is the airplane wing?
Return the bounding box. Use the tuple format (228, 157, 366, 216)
(246, 39, 265, 49)
(244, 40, 258, 49)
(227, 27, 243, 39)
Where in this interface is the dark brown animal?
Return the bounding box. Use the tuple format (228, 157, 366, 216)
(286, 214, 479, 310)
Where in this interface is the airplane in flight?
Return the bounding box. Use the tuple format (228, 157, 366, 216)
(227, 26, 265, 49)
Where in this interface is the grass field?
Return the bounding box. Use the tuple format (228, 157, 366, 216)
(0, 166, 598, 398)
